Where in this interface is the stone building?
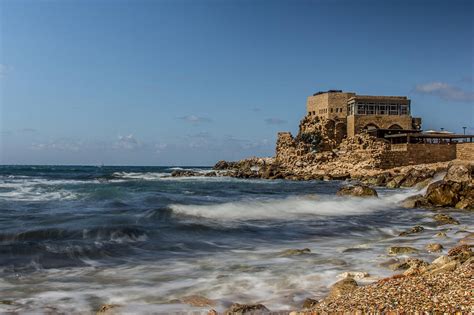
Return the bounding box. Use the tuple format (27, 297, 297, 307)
(306, 90, 422, 139)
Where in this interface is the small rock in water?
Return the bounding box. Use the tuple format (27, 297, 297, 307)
(301, 298, 319, 309)
(432, 213, 460, 226)
(400, 194, 430, 208)
(425, 243, 443, 253)
(435, 231, 447, 238)
(180, 295, 216, 307)
(96, 304, 120, 314)
(458, 232, 474, 245)
(278, 248, 311, 257)
(224, 303, 269, 314)
(337, 271, 369, 280)
(336, 184, 378, 198)
(399, 225, 424, 236)
(387, 246, 418, 255)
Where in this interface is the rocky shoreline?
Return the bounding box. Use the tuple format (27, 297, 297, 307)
(156, 161, 473, 314)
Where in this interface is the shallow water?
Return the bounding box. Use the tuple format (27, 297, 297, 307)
(0, 165, 471, 313)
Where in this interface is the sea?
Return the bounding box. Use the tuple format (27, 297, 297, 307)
(0, 165, 471, 313)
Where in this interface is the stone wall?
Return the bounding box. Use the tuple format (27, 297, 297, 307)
(347, 115, 413, 137)
(306, 92, 355, 120)
(456, 142, 474, 161)
(380, 143, 457, 169)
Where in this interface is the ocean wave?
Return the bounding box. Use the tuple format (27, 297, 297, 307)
(111, 171, 169, 180)
(0, 226, 148, 244)
(0, 178, 81, 201)
(169, 190, 417, 221)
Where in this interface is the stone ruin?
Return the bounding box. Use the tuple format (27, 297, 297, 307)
(275, 114, 391, 172)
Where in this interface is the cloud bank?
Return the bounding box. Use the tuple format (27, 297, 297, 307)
(414, 82, 474, 102)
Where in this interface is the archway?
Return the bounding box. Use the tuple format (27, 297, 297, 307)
(388, 124, 403, 130)
(363, 123, 379, 131)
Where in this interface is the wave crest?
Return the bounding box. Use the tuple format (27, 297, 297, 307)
(169, 192, 413, 221)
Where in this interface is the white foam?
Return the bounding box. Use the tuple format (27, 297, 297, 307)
(0, 178, 81, 201)
(112, 172, 168, 180)
(169, 191, 415, 221)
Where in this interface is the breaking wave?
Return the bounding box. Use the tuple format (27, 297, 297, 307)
(169, 189, 417, 221)
(111, 171, 169, 180)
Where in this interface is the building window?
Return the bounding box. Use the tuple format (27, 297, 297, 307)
(378, 104, 386, 115)
(389, 105, 398, 115)
(400, 105, 408, 115)
(367, 105, 375, 115)
(356, 104, 366, 115)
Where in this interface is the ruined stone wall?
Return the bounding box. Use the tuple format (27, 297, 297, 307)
(456, 142, 474, 161)
(347, 115, 413, 137)
(380, 144, 457, 169)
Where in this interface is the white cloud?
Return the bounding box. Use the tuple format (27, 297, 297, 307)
(178, 115, 212, 123)
(414, 82, 474, 102)
(114, 134, 142, 150)
(265, 118, 287, 125)
(32, 139, 83, 151)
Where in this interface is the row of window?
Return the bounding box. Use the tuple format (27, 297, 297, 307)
(312, 107, 345, 115)
(347, 103, 410, 116)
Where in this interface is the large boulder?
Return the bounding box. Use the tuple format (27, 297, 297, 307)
(444, 161, 473, 183)
(425, 180, 461, 207)
(420, 161, 473, 209)
(336, 184, 378, 198)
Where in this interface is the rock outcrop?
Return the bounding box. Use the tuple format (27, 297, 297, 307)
(401, 161, 473, 210)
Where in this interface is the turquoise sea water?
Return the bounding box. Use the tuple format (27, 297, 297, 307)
(0, 165, 471, 313)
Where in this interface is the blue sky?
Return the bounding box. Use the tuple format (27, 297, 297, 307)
(0, 0, 473, 165)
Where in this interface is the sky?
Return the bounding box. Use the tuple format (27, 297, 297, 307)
(0, 0, 473, 166)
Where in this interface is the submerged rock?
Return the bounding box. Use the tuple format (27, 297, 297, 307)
(458, 232, 474, 245)
(387, 246, 418, 255)
(336, 184, 378, 198)
(96, 304, 120, 314)
(425, 243, 443, 253)
(398, 225, 424, 236)
(225, 303, 269, 314)
(278, 248, 311, 257)
(180, 295, 216, 307)
(432, 213, 460, 225)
